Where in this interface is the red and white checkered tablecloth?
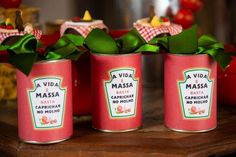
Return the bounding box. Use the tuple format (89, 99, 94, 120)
(0, 28, 42, 44)
(60, 21, 108, 37)
(133, 23, 183, 42)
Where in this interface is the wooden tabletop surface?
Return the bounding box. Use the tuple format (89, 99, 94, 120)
(1, 87, 236, 157)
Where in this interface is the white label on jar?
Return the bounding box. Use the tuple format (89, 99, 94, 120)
(178, 69, 213, 119)
(28, 77, 66, 129)
(104, 69, 138, 118)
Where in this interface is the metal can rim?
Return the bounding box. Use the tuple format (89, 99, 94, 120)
(92, 126, 141, 133)
(20, 136, 71, 144)
(165, 53, 209, 57)
(165, 125, 217, 133)
(91, 52, 141, 57)
(35, 59, 71, 65)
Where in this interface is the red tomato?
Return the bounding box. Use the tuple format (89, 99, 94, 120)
(72, 17, 81, 22)
(42, 116, 48, 123)
(174, 8, 194, 29)
(191, 106, 197, 113)
(161, 17, 170, 22)
(117, 105, 123, 113)
(0, 0, 21, 8)
(180, 0, 203, 13)
(0, 25, 6, 29)
(6, 25, 14, 30)
(224, 44, 236, 53)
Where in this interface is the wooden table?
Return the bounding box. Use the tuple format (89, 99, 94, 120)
(1, 87, 236, 157)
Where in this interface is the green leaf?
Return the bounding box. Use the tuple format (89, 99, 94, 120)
(46, 43, 78, 60)
(8, 34, 37, 54)
(85, 28, 119, 54)
(157, 36, 168, 49)
(116, 29, 145, 54)
(52, 34, 84, 50)
(206, 49, 232, 69)
(148, 38, 158, 45)
(63, 34, 84, 47)
(46, 34, 85, 60)
(65, 50, 85, 61)
(37, 40, 43, 48)
(135, 44, 160, 53)
(169, 25, 198, 54)
(198, 35, 218, 47)
(9, 53, 38, 75)
(0, 45, 9, 51)
(53, 36, 68, 48)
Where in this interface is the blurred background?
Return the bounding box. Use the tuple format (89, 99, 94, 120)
(19, 0, 235, 43)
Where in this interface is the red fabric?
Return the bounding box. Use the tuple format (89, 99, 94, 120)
(109, 29, 129, 38)
(40, 32, 60, 47)
(218, 44, 236, 105)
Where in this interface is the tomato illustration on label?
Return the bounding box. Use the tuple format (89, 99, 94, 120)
(115, 105, 132, 114)
(40, 115, 49, 125)
(104, 69, 138, 118)
(40, 115, 58, 125)
(116, 105, 124, 114)
(189, 106, 206, 115)
(178, 69, 213, 119)
(28, 77, 66, 129)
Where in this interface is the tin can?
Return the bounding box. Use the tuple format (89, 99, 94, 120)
(16, 59, 73, 144)
(164, 53, 217, 132)
(91, 53, 142, 132)
(72, 51, 91, 116)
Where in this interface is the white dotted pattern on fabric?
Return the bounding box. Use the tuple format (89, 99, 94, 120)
(134, 23, 183, 42)
(0, 29, 42, 44)
(60, 22, 108, 37)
